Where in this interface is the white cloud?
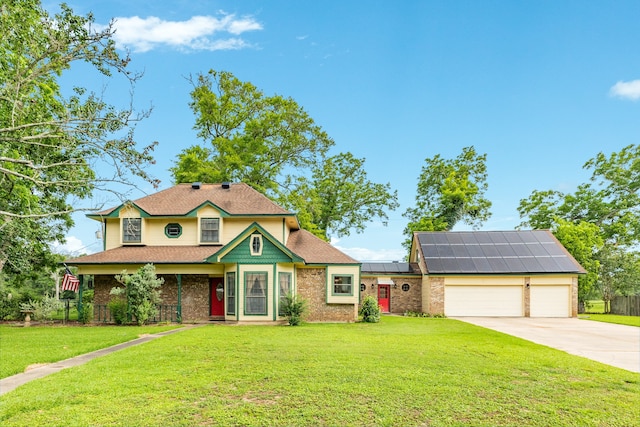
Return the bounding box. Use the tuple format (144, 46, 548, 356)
(52, 236, 100, 256)
(609, 80, 640, 100)
(108, 14, 263, 52)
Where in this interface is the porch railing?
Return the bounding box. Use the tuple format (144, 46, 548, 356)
(93, 304, 182, 323)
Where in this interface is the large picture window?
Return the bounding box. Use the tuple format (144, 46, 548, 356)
(332, 275, 353, 296)
(245, 272, 267, 315)
(226, 272, 236, 316)
(123, 218, 141, 243)
(201, 218, 220, 243)
(278, 272, 292, 316)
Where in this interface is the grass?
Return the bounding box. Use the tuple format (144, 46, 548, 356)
(579, 313, 640, 327)
(0, 324, 180, 378)
(0, 317, 638, 427)
(585, 300, 605, 313)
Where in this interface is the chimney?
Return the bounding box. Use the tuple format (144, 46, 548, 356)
(192, 182, 201, 190)
(221, 182, 231, 189)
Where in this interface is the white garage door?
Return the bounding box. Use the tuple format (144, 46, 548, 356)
(445, 286, 523, 317)
(530, 286, 570, 317)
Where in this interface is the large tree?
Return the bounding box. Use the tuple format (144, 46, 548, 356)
(518, 144, 640, 310)
(171, 70, 398, 240)
(402, 146, 491, 251)
(0, 1, 158, 273)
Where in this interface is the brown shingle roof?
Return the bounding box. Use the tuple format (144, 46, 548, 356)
(287, 229, 359, 264)
(94, 183, 292, 216)
(67, 246, 221, 264)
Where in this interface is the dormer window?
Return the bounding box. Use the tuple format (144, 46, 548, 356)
(250, 234, 263, 256)
(201, 218, 220, 243)
(123, 218, 141, 243)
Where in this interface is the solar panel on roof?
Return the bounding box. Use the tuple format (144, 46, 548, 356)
(518, 231, 539, 243)
(488, 257, 509, 272)
(425, 258, 443, 272)
(542, 243, 565, 256)
(431, 233, 449, 244)
(520, 257, 544, 272)
(504, 257, 526, 272)
(526, 244, 547, 256)
(474, 233, 494, 244)
(437, 245, 455, 258)
(460, 233, 478, 244)
(489, 232, 508, 244)
(510, 244, 533, 257)
(446, 233, 464, 244)
(504, 232, 524, 244)
(452, 244, 470, 258)
(496, 244, 517, 257)
(457, 258, 476, 273)
(533, 230, 554, 243)
(466, 244, 485, 257)
(472, 257, 493, 273)
(440, 258, 460, 272)
(481, 245, 501, 257)
(421, 244, 438, 258)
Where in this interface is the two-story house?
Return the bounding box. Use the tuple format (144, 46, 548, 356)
(66, 182, 361, 323)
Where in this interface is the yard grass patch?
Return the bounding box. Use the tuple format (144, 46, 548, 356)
(0, 324, 180, 379)
(579, 313, 640, 327)
(0, 317, 638, 427)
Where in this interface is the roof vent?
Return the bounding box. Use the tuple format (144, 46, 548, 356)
(192, 182, 201, 190)
(221, 182, 231, 189)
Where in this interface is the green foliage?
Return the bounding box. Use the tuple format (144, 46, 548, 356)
(107, 296, 129, 325)
(280, 293, 307, 326)
(19, 295, 62, 321)
(359, 295, 381, 323)
(171, 70, 398, 241)
(403, 146, 491, 251)
(78, 303, 93, 324)
(404, 311, 447, 318)
(114, 264, 163, 325)
(0, 0, 158, 273)
(519, 145, 640, 308)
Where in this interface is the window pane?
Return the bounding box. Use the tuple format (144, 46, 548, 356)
(252, 236, 261, 254)
(245, 273, 267, 315)
(226, 272, 235, 315)
(201, 218, 219, 242)
(279, 273, 291, 316)
(123, 218, 141, 243)
(333, 275, 352, 295)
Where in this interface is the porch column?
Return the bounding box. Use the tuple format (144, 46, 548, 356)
(176, 274, 182, 322)
(77, 274, 84, 314)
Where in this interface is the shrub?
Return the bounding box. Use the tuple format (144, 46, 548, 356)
(114, 264, 163, 325)
(359, 295, 381, 323)
(20, 295, 62, 322)
(78, 303, 93, 324)
(281, 293, 307, 326)
(107, 296, 129, 325)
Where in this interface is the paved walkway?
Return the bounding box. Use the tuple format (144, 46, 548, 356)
(0, 325, 201, 396)
(454, 317, 640, 373)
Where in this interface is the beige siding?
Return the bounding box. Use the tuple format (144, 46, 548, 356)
(326, 265, 360, 304)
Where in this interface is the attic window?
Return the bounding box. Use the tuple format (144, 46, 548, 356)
(165, 223, 182, 238)
(201, 218, 220, 243)
(123, 218, 141, 243)
(250, 234, 263, 256)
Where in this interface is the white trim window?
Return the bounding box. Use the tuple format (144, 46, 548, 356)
(250, 234, 263, 256)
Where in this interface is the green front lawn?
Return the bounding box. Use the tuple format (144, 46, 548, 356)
(0, 324, 179, 379)
(1, 317, 638, 426)
(579, 313, 640, 327)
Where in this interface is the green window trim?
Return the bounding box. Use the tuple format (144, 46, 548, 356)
(164, 223, 182, 238)
(226, 271, 236, 316)
(331, 274, 354, 296)
(278, 272, 292, 316)
(244, 271, 268, 315)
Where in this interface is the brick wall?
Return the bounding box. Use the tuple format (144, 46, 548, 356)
(297, 267, 357, 322)
(360, 277, 422, 314)
(92, 274, 210, 322)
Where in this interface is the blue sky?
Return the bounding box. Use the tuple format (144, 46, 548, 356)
(50, 0, 640, 261)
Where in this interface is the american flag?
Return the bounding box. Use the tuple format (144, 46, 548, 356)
(61, 268, 80, 292)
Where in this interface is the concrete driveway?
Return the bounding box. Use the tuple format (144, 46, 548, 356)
(453, 317, 640, 373)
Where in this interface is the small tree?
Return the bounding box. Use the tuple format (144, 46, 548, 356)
(359, 295, 381, 323)
(114, 264, 163, 325)
(280, 293, 307, 326)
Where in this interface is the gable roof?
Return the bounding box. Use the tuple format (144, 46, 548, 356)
(416, 230, 586, 275)
(89, 183, 293, 218)
(286, 229, 360, 264)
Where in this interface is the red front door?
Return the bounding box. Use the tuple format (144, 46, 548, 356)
(378, 285, 390, 313)
(210, 278, 224, 316)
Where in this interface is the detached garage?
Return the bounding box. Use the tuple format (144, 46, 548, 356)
(410, 230, 585, 318)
